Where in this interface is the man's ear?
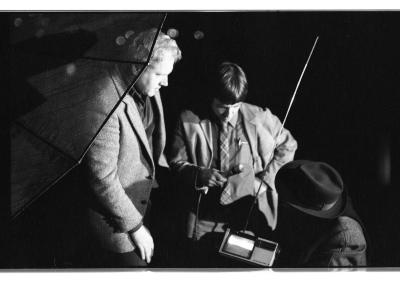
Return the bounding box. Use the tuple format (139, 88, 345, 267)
(131, 64, 140, 76)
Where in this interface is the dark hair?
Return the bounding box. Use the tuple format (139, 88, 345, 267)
(212, 62, 248, 104)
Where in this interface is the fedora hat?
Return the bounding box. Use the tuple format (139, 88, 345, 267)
(275, 160, 346, 219)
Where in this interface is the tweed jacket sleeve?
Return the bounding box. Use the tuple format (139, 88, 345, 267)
(254, 107, 298, 189)
(84, 109, 144, 233)
(237, 105, 296, 230)
(168, 112, 203, 191)
(303, 216, 368, 267)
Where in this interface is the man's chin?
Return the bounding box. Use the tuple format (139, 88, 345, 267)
(147, 90, 160, 97)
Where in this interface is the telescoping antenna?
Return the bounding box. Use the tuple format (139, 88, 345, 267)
(243, 36, 319, 232)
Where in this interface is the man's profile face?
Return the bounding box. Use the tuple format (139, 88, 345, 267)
(135, 54, 175, 97)
(211, 98, 241, 123)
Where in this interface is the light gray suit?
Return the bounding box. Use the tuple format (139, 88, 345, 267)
(80, 67, 168, 253)
(169, 103, 298, 237)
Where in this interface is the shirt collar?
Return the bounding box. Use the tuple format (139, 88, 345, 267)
(213, 109, 239, 129)
(130, 87, 148, 106)
(209, 107, 240, 128)
(227, 110, 239, 128)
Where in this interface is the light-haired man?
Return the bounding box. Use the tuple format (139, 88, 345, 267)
(78, 28, 182, 267)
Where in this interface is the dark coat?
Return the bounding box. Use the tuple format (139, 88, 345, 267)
(274, 194, 367, 267)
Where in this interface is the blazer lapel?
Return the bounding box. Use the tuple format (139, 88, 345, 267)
(199, 119, 214, 167)
(124, 96, 154, 165)
(152, 94, 167, 167)
(240, 104, 258, 163)
(110, 69, 154, 168)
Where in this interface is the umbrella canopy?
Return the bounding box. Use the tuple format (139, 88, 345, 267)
(10, 12, 166, 219)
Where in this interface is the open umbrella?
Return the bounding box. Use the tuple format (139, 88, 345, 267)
(10, 12, 167, 220)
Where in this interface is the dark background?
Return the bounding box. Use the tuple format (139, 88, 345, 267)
(4, 12, 400, 268)
(162, 12, 400, 267)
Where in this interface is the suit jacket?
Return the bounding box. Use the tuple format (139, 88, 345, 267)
(80, 66, 168, 253)
(168, 102, 297, 236)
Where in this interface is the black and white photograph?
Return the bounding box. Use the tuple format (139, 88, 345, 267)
(2, 8, 400, 272)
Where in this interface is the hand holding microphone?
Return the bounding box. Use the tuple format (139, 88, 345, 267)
(197, 168, 227, 188)
(225, 163, 244, 177)
(197, 164, 244, 189)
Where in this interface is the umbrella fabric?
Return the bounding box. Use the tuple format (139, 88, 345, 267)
(10, 13, 165, 218)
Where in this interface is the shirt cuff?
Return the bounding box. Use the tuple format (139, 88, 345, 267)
(127, 221, 143, 234)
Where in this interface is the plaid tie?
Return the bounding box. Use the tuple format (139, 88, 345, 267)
(219, 122, 230, 173)
(219, 122, 232, 203)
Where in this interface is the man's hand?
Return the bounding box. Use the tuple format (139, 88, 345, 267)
(129, 225, 154, 263)
(226, 164, 244, 177)
(197, 168, 227, 188)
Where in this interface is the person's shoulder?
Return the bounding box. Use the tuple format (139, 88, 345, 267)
(241, 102, 274, 121)
(328, 216, 366, 248)
(242, 102, 273, 114)
(242, 102, 264, 113)
(84, 92, 123, 119)
(179, 109, 202, 123)
(337, 216, 365, 237)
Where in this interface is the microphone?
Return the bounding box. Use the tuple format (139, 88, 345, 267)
(225, 164, 244, 177)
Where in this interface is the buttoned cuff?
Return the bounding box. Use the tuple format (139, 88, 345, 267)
(127, 221, 143, 234)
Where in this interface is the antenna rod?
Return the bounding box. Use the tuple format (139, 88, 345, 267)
(278, 36, 319, 137)
(243, 36, 319, 231)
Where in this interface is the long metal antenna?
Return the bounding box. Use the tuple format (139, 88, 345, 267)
(278, 36, 319, 137)
(243, 36, 319, 232)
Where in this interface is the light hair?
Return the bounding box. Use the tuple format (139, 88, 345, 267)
(129, 28, 182, 65)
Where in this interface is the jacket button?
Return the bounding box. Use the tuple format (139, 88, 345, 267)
(141, 200, 147, 205)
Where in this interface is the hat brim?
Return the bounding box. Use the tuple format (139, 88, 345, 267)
(288, 191, 347, 219)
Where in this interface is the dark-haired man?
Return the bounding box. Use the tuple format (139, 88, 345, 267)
(168, 62, 297, 267)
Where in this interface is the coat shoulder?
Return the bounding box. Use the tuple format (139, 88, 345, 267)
(241, 102, 273, 121)
(179, 109, 202, 124)
(242, 102, 265, 113)
(320, 216, 367, 251)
